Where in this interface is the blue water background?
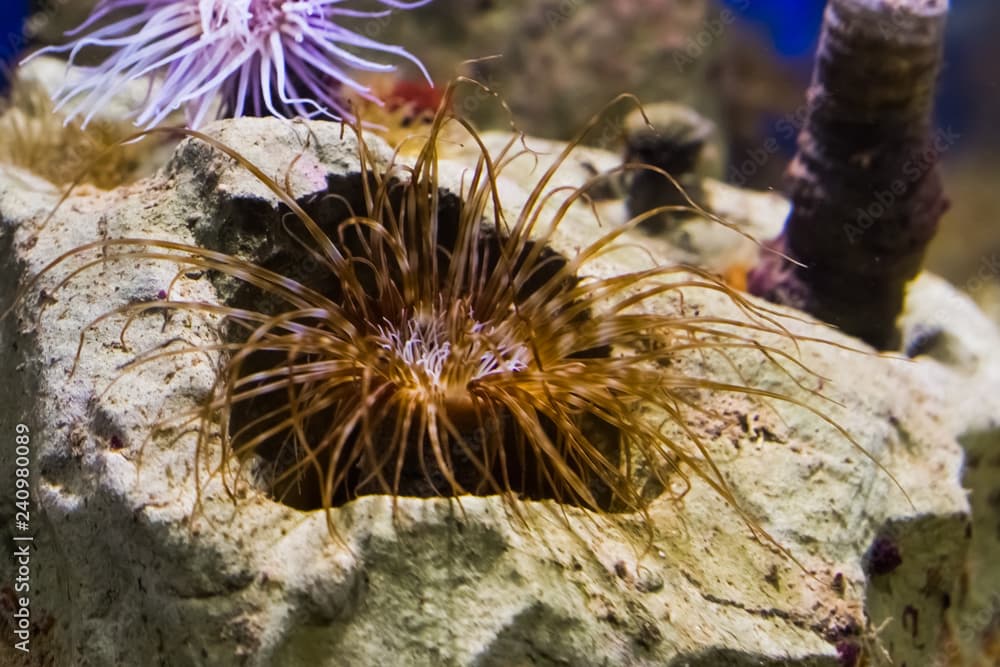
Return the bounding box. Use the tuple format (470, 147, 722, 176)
(1, 0, 29, 92)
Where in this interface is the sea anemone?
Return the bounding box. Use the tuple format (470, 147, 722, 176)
(23, 87, 890, 548)
(28, 0, 434, 129)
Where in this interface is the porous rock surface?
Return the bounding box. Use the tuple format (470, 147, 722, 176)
(0, 118, 996, 666)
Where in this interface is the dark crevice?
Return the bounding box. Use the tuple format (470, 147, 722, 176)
(199, 174, 622, 512)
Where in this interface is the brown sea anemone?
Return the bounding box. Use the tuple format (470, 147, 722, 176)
(21, 85, 891, 550)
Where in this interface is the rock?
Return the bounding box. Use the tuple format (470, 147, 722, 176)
(0, 118, 995, 666)
(899, 274, 1000, 665)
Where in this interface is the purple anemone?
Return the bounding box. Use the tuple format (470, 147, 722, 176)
(29, 0, 434, 128)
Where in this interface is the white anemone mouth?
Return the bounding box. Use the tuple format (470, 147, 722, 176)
(376, 308, 531, 396)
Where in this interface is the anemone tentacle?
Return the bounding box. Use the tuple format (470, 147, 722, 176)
(27, 0, 434, 128)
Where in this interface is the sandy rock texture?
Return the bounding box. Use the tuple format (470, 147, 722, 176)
(0, 118, 996, 666)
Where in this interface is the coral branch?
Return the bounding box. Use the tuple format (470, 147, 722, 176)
(748, 0, 950, 349)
